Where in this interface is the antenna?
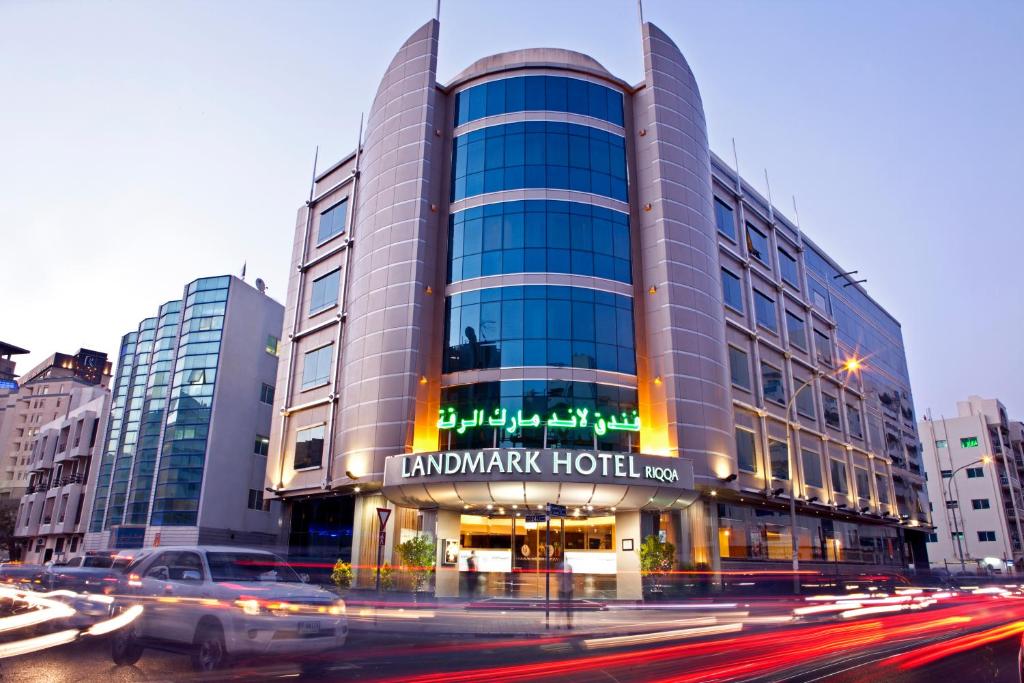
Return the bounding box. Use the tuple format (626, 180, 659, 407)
(764, 168, 775, 224)
(435, 0, 440, 21)
(792, 195, 804, 248)
(637, 0, 644, 26)
(731, 138, 742, 194)
(307, 146, 319, 204)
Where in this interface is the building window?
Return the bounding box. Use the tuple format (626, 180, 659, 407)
(309, 268, 341, 315)
(247, 489, 265, 511)
(454, 74, 625, 127)
(978, 531, 996, 542)
(451, 121, 628, 202)
(746, 223, 769, 264)
(960, 436, 979, 448)
(265, 335, 280, 356)
(761, 363, 785, 405)
(822, 394, 841, 430)
(729, 346, 751, 390)
(966, 467, 985, 479)
(940, 469, 952, 478)
(448, 200, 632, 285)
(814, 330, 833, 366)
(802, 449, 823, 488)
(875, 474, 890, 504)
(722, 269, 744, 312)
(795, 384, 815, 418)
(927, 533, 939, 543)
(714, 198, 736, 241)
(846, 403, 863, 439)
(317, 198, 348, 244)
(769, 439, 789, 480)
(855, 467, 871, 500)
(778, 248, 799, 287)
(736, 427, 757, 473)
(259, 383, 275, 405)
(972, 498, 991, 510)
(830, 459, 848, 494)
(935, 439, 948, 449)
(294, 424, 325, 470)
(301, 345, 333, 390)
(786, 312, 807, 350)
(443, 285, 635, 374)
(254, 435, 270, 457)
(753, 290, 777, 332)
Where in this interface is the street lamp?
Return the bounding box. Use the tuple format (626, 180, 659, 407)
(779, 356, 863, 594)
(944, 455, 993, 575)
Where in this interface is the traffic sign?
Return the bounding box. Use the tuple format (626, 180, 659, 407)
(378, 531, 387, 546)
(545, 503, 567, 518)
(377, 507, 392, 527)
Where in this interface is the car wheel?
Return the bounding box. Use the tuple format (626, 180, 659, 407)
(190, 621, 228, 672)
(111, 622, 144, 666)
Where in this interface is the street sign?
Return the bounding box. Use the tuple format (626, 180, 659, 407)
(545, 503, 567, 518)
(377, 507, 392, 527)
(524, 514, 547, 523)
(379, 531, 387, 546)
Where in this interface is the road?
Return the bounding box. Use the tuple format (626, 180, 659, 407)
(2, 596, 1022, 682)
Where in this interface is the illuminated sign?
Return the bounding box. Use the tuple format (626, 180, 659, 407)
(437, 406, 640, 439)
(398, 448, 679, 484)
(0, 379, 17, 391)
(960, 437, 979, 448)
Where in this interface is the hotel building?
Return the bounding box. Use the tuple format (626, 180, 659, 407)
(266, 19, 930, 598)
(0, 348, 111, 500)
(84, 275, 284, 551)
(920, 397, 1024, 572)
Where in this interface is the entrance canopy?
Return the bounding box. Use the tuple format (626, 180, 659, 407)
(382, 448, 696, 511)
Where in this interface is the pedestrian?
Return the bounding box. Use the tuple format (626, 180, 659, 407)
(467, 550, 478, 597)
(558, 559, 574, 629)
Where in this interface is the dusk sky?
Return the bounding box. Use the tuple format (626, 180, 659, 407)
(2, 0, 1021, 419)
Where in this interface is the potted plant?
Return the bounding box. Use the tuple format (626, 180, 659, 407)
(397, 535, 436, 598)
(330, 559, 353, 593)
(638, 534, 675, 599)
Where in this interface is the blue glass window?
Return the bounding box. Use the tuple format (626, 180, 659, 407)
(754, 290, 777, 332)
(439, 380, 638, 453)
(761, 362, 785, 405)
(309, 268, 341, 315)
(736, 428, 757, 473)
(444, 285, 635, 375)
(721, 269, 744, 311)
(294, 425, 325, 470)
(451, 121, 628, 202)
(301, 345, 333, 389)
(778, 248, 800, 287)
(454, 75, 624, 127)
(714, 198, 736, 241)
(746, 223, 769, 265)
(317, 199, 348, 244)
(448, 200, 630, 284)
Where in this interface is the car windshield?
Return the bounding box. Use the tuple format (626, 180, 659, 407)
(206, 552, 302, 583)
(81, 556, 113, 568)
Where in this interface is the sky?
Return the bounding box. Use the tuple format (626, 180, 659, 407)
(1, 0, 1021, 418)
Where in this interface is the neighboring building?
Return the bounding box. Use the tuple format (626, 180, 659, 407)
(0, 342, 30, 503)
(266, 19, 929, 599)
(0, 348, 111, 500)
(14, 386, 110, 564)
(84, 275, 284, 552)
(920, 396, 1024, 573)
(0, 341, 28, 387)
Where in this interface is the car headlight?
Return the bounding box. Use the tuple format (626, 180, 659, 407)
(329, 599, 346, 616)
(235, 599, 265, 616)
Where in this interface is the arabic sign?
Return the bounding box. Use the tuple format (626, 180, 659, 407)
(437, 406, 641, 440)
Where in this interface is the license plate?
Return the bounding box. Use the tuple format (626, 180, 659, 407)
(297, 621, 321, 634)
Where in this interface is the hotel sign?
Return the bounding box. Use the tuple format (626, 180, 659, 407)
(385, 449, 691, 489)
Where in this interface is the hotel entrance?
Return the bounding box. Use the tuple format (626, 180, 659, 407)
(457, 512, 617, 599)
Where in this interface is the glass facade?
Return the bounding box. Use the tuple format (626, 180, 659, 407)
(443, 285, 635, 374)
(448, 200, 631, 284)
(451, 121, 627, 202)
(454, 75, 624, 127)
(150, 276, 229, 526)
(439, 380, 639, 453)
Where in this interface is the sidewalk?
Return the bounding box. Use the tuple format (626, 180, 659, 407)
(344, 594, 797, 638)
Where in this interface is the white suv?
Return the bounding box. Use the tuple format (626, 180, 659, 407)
(110, 545, 347, 673)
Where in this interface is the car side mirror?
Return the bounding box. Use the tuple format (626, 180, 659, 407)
(299, 572, 310, 584)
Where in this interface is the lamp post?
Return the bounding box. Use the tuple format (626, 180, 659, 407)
(944, 456, 993, 575)
(779, 356, 862, 595)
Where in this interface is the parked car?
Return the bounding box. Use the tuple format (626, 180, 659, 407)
(0, 563, 48, 591)
(45, 552, 135, 594)
(110, 546, 347, 673)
